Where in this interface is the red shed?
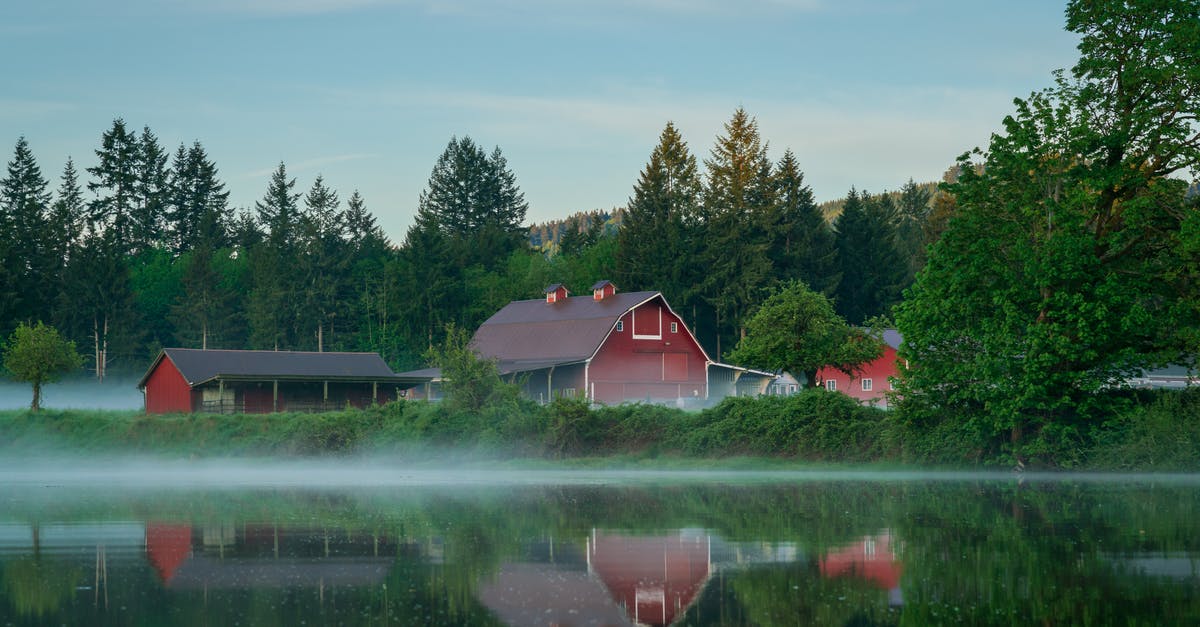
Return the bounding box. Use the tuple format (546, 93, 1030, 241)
(816, 329, 903, 408)
(137, 348, 424, 414)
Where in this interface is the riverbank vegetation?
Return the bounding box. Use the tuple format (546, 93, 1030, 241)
(2, 386, 1197, 470)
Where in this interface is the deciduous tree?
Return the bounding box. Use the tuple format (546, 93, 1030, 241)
(2, 322, 83, 411)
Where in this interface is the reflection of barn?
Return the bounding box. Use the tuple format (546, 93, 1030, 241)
(819, 531, 904, 605)
(145, 522, 402, 588)
(588, 530, 712, 626)
(403, 281, 772, 405)
(138, 348, 425, 413)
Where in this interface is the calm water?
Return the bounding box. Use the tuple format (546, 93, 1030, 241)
(1, 465, 1198, 626)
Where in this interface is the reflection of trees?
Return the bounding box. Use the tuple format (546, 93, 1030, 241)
(1, 557, 82, 618)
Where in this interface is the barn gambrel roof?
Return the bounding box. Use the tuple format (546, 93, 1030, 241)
(471, 290, 713, 373)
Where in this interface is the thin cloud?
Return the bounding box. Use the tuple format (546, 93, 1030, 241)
(242, 153, 375, 179)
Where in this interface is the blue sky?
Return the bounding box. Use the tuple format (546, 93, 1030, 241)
(1, 0, 1078, 242)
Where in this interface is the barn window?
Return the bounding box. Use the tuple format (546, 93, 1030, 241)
(862, 378, 873, 391)
(825, 380, 837, 391)
(616, 321, 624, 332)
(561, 388, 576, 398)
(670, 321, 678, 333)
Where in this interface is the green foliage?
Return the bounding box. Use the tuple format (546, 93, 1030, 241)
(728, 280, 884, 388)
(834, 188, 905, 324)
(424, 324, 521, 414)
(2, 322, 83, 411)
(896, 0, 1200, 458)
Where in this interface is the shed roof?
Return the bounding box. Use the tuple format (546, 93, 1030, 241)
(138, 348, 418, 389)
(471, 291, 662, 365)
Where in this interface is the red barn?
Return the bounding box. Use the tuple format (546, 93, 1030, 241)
(137, 348, 422, 414)
(454, 281, 768, 405)
(816, 329, 903, 408)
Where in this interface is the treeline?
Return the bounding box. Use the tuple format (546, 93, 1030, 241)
(0, 112, 939, 376)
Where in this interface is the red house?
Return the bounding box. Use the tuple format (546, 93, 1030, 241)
(137, 348, 422, 414)
(449, 281, 769, 405)
(816, 329, 902, 408)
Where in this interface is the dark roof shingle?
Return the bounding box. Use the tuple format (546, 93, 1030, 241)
(141, 349, 407, 388)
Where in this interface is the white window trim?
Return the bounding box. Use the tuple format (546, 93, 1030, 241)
(670, 321, 678, 333)
(825, 379, 837, 391)
(861, 378, 873, 392)
(615, 320, 624, 332)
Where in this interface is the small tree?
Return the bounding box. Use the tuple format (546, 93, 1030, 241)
(425, 323, 519, 412)
(2, 322, 83, 411)
(727, 280, 884, 388)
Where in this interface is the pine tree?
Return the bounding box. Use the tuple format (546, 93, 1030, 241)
(895, 178, 934, 286)
(131, 126, 169, 252)
(87, 119, 140, 249)
(167, 142, 231, 253)
(299, 176, 347, 350)
(616, 121, 703, 323)
(343, 190, 389, 259)
(247, 163, 302, 350)
(0, 137, 53, 325)
(834, 189, 904, 324)
(701, 108, 775, 355)
(170, 246, 241, 349)
(46, 158, 87, 329)
(768, 149, 838, 294)
(415, 136, 528, 270)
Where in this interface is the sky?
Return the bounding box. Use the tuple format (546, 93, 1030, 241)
(0, 0, 1080, 243)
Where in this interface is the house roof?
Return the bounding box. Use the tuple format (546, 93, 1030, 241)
(471, 291, 662, 365)
(882, 329, 902, 350)
(138, 348, 418, 389)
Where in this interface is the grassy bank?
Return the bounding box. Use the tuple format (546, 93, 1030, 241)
(1, 388, 1198, 470)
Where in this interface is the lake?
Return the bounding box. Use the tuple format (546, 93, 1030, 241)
(1, 463, 1198, 626)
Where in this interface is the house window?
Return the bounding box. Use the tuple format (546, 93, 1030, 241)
(670, 321, 678, 333)
(616, 321, 624, 332)
(561, 388, 576, 398)
(861, 378, 873, 391)
(825, 379, 837, 391)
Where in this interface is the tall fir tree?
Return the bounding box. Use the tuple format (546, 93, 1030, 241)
(131, 126, 169, 253)
(701, 108, 775, 355)
(87, 118, 140, 249)
(834, 189, 905, 324)
(46, 158, 87, 329)
(0, 137, 53, 327)
(895, 178, 934, 287)
(299, 176, 347, 350)
(616, 121, 703, 330)
(248, 163, 303, 349)
(768, 149, 838, 295)
(169, 246, 241, 349)
(167, 142, 231, 253)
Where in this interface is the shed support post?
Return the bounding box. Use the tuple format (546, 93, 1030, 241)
(218, 379, 225, 413)
(323, 381, 328, 402)
(547, 366, 555, 404)
(273, 380, 278, 412)
(372, 381, 378, 404)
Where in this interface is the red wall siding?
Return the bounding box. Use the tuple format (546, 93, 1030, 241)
(144, 358, 194, 414)
(589, 299, 708, 404)
(816, 346, 900, 407)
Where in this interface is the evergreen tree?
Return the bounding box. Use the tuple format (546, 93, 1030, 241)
(131, 126, 169, 252)
(343, 190, 389, 259)
(415, 136, 528, 270)
(768, 150, 838, 294)
(895, 178, 934, 286)
(701, 108, 775, 355)
(87, 118, 140, 248)
(834, 189, 904, 324)
(299, 176, 347, 350)
(247, 163, 302, 350)
(616, 121, 703, 331)
(59, 231, 144, 379)
(170, 246, 241, 349)
(0, 137, 53, 326)
(167, 142, 231, 252)
(46, 159, 86, 331)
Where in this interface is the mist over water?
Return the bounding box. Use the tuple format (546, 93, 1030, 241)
(0, 378, 142, 410)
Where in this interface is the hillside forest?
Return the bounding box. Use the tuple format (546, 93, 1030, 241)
(0, 111, 933, 376)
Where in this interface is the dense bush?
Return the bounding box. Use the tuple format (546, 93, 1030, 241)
(1, 387, 1198, 469)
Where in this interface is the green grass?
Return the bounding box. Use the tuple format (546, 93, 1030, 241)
(3, 387, 1199, 470)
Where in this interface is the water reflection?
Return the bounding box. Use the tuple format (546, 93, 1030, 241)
(0, 479, 1197, 625)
